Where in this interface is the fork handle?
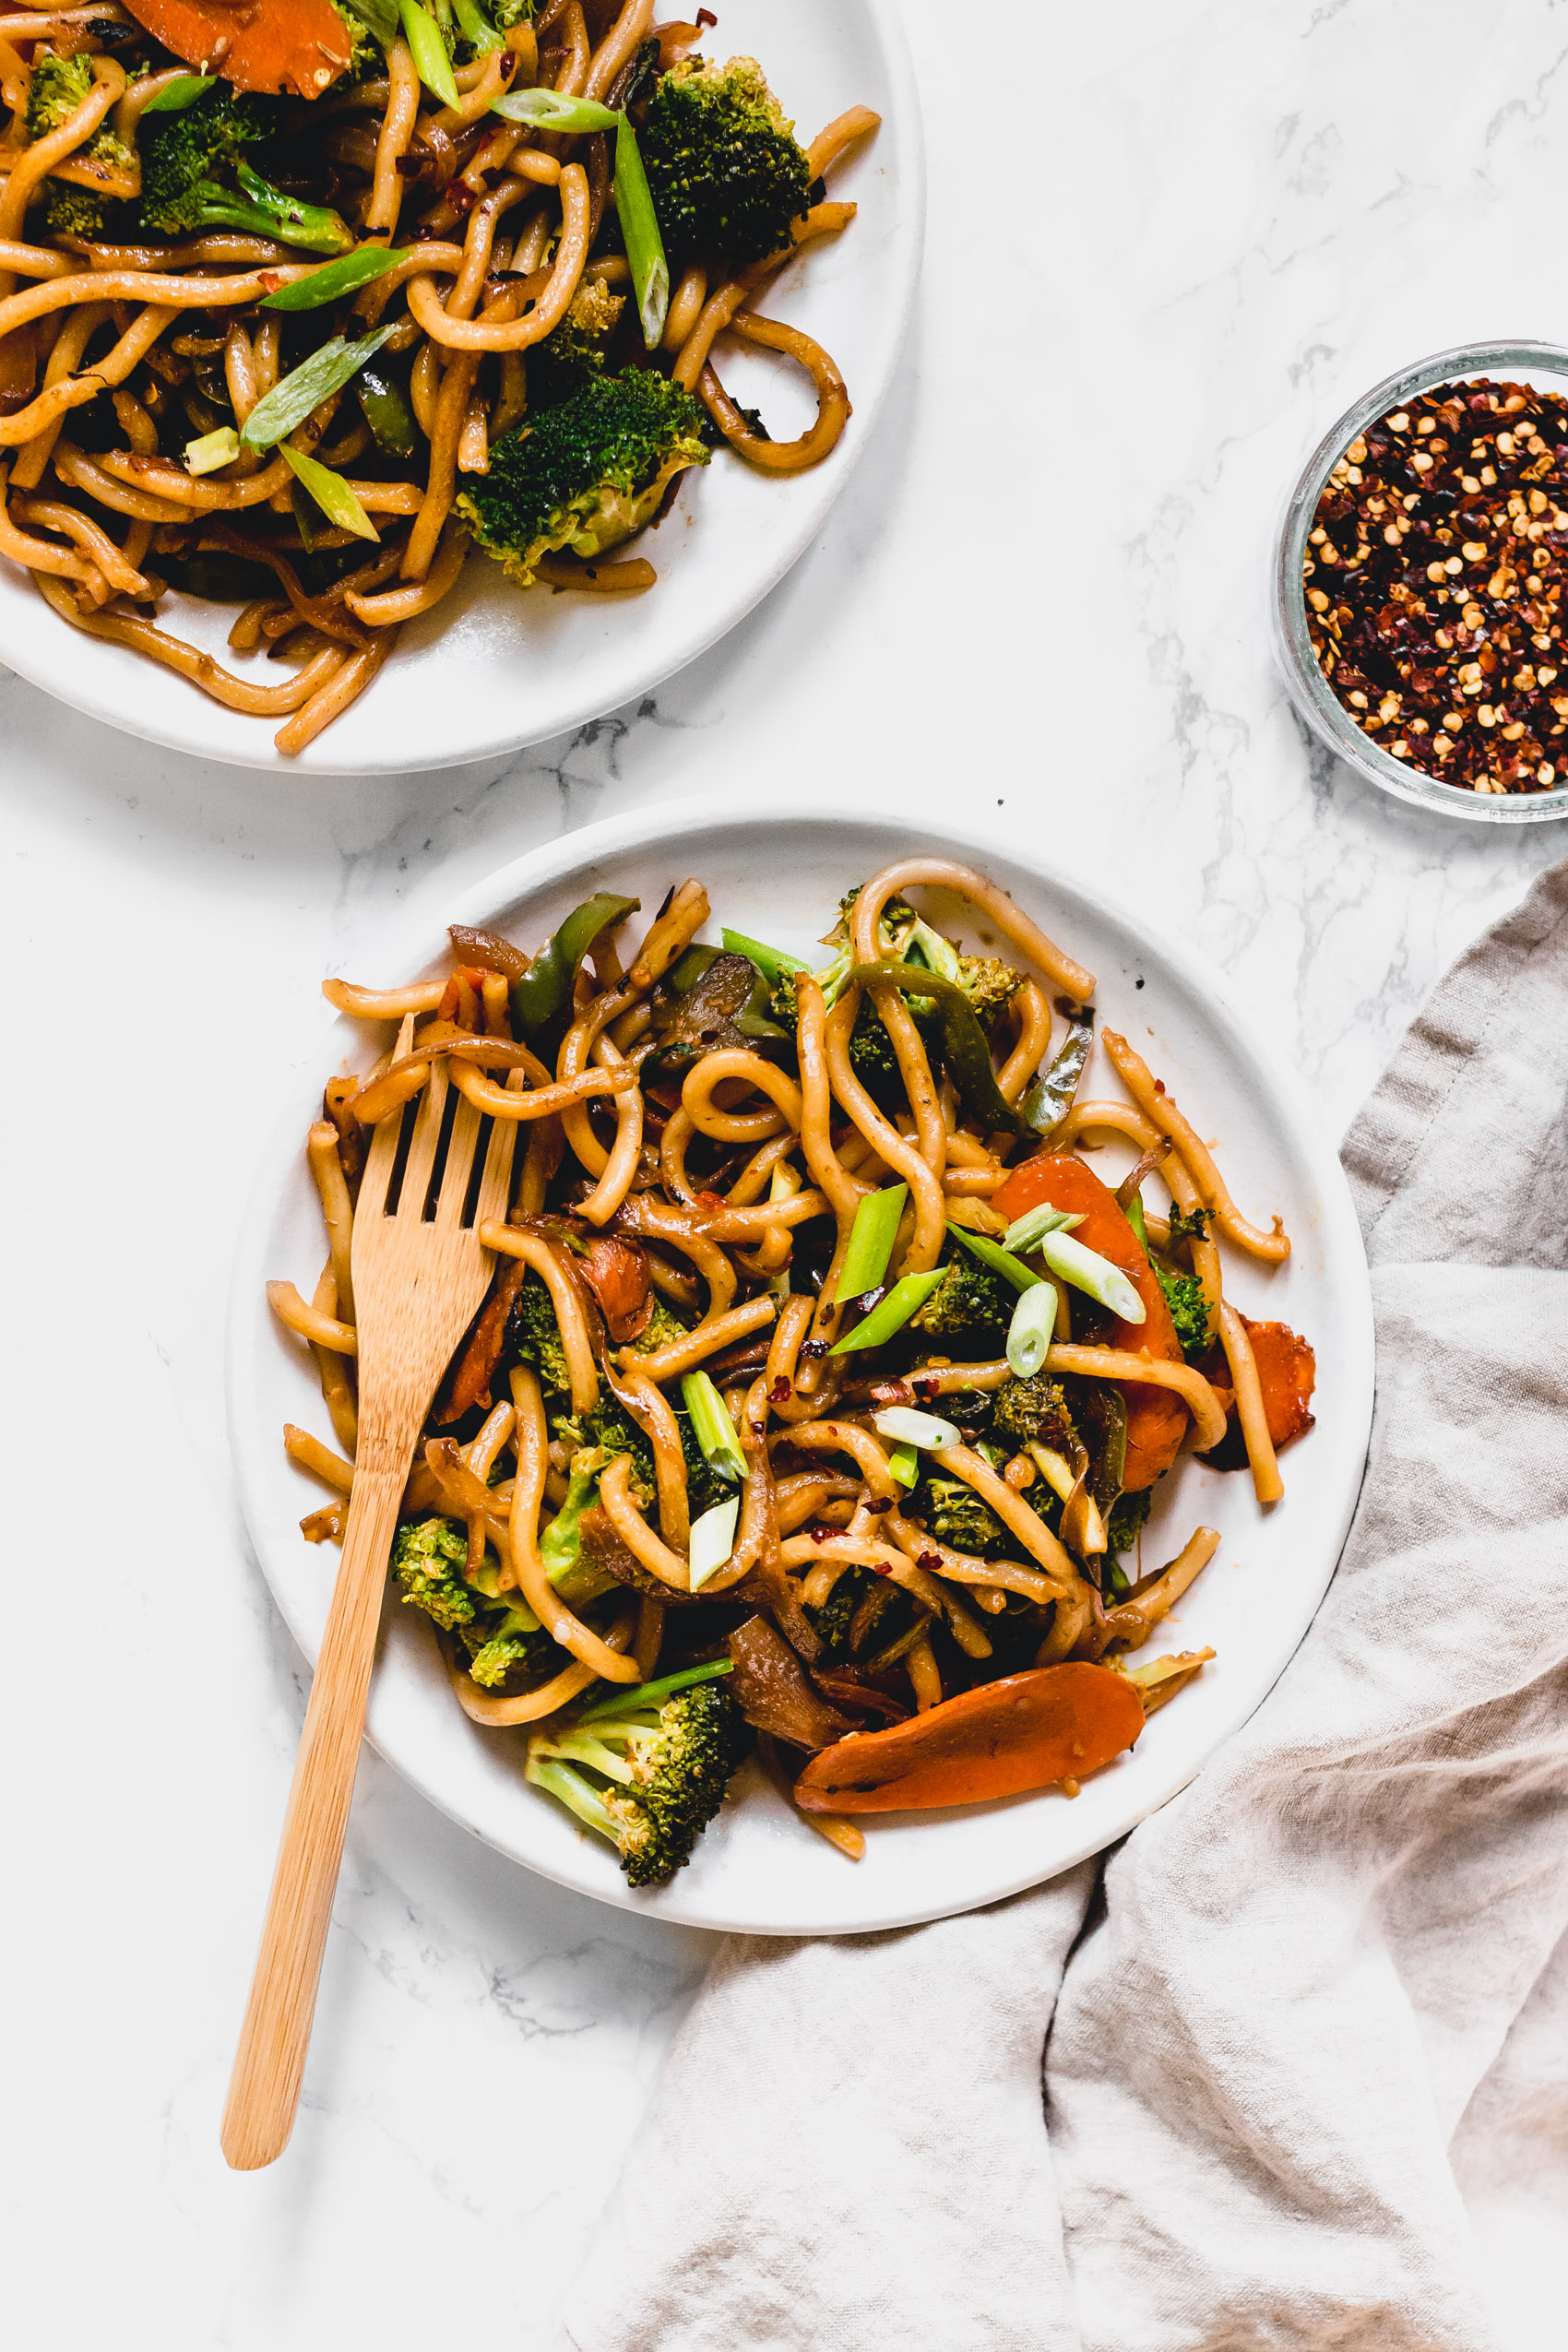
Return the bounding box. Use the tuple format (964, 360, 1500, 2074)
(220, 1448, 410, 2170)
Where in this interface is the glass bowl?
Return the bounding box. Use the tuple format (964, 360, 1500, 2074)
(1273, 339, 1568, 824)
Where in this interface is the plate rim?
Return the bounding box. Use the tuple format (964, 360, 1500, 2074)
(0, 0, 927, 777)
(225, 794, 1377, 1932)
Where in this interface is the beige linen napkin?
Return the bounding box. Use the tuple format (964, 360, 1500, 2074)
(564, 861, 1568, 2352)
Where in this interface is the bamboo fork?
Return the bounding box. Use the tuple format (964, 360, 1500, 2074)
(221, 1023, 516, 2170)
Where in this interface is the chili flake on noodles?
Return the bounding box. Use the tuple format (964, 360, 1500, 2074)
(1304, 377, 1568, 794)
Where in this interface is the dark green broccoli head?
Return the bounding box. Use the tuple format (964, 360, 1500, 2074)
(139, 83, 350, 251)
(911, 1253, 1015, 1352)
(458, 367, 709, 587)
(1106, 1485, 1152, 1558)
(26, 52, 135, 240)
(505, 1269, 572, 1395)
(392, 1515, 481, 1632)
(991, 1374, 1078, 1454)
(1155, 1265, 1212, 1361)
(846, 991, 908, 1110)
(464, 1621, 554, 1688)
(528, 1678, 748, 1885)
(529, 279, 626, 410)
(955, 953, 1024, 1031)
(331, 4, 384, 81)
(491, 0, 535, 24)
(804, 1563, 872, 1658)
(916, 1471, 1008, 1559)
(551, 1407, 658, 1508)
(624, 1292, 692, 1359)
(641, 55, 813, 268)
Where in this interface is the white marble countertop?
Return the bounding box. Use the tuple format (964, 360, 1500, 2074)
(5, 1, 1564, 2344)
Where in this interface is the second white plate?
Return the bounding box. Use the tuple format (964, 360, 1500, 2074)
(228, 799, 1375, 1933)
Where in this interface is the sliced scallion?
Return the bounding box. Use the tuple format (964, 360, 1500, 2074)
(141, 73, 214, 113)
(490, 86, 619, 130)
(687, 1495, 740, 1590)
(1001, 1203, 1083, 1256)
(240, 325, 396, 449)
(872, 1406, 960, 1452)
(829, 1268, 946, 1354)
(1036, 1229, 1146, 1324)
(184, 424, 239, 476)
(578, 1657, 733, 1721)
(279, 445, 379, 540)
(888, 1442, 920, 1491)
(260, 246, 411, 312)
(340, 0, 400, 44)
(399, 0, 459, 108)
(1006, 1283, 1058, 1378)
(1123, 1194, 1149, 1255)
(681, 1371, 747, 1484)
(613, 112, 668, 347)
(836, 1182, 907, 1301)
(945, 1220, 1045, 1295)
(451, 0, 503, 53)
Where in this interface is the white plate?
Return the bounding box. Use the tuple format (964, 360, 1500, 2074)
(0, 0, 921, 776)
(228, 801, 1376, 1934)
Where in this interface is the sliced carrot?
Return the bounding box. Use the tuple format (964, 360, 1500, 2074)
(1240, 1317, 1316, 1447)
(792, 1661, 1145, 1813)
(118, 0, 354, 98)
(990, 1153, 1188, 1491)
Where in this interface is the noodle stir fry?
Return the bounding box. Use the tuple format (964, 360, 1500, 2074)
(0, 0, 876, 752)
(275, 861, 1318, 1883)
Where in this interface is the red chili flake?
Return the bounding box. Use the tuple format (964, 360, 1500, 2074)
(695, 1189, 727, 1211)
(918, 1550, 943, 1572)
(913, 1375, 939, 1401)
(809, 1525, 828, 1543)
(749, 1420, 765, 1436)
(257, 271, 282, 291)
(801, 1339, 828, 1361)
(865, 1496, 893, 1515)
(1306, 376, 1568, 796)
(768, 1376, 792, 1403)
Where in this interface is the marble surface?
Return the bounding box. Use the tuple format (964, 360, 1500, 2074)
(4, 1, 1564, 2344)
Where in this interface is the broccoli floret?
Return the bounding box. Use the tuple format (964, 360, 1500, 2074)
(551, 1409, 658, 1509)
(505, 1269, 572, 1395)
(918, 1472, 1007, 1559)
(139, 82, 351, 252)
(527, 1676, 748, 1885)
(911, 1253, 1015, 1352)
(1106, 1486, 1153, 1559)
(991, 1374, 1078, 1454)
(641, 56, 812, 268)
(392, 1515, 482, 1632)
(466, 1621, 553, 1687)
(491, 0, 535, 24)
(331, 3, 384, 80)
(805, 1563, 872, 1657)
(624, 1292, 690, 1359)
(26, 52, 135, 240)
(955, 953, 1024, 1032)
(529, 279, 625, 411)
(458, 368, 708, 587)
(1156, 1266, 1212, 1361)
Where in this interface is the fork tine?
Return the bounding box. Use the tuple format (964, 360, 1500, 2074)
(473, 1100, 518, 1227)
(399, 1056, 450, 1210)
(356, 1013, 415, 1219)
(432, 1082, 484, 1227)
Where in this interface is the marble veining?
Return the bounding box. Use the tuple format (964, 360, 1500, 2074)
(5, 0, 1565, 2344)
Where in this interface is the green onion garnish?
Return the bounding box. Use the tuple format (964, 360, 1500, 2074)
(490, 87, 619, 130)
(240, 325, 396, 449)
(613, 113, 668, 348)
(687, 1495, 740, 1590)
(340, 0, 399, 44)
(1001, 1204, 1083, 1255)
(1035, 1229, 1146, 1324)
(399, 0, 459, 108)
(836, 1182, 907, 1301)
(260, 247, 411, 312)
(945, 1221, 1046, 1295)
(721, 928, 808, 986)
(578, 1657, 734, 1720)
(1006, 1284, 1058, 1378)
(141, 73, 215, 113)
(888, 1442, 919, 1490)
(829, 1269, 946, 1354)
(682, 1371, 747, 1484)
(1123, 1194, 1149, 1255)
(872, 1406, 959, 1451)
(451, 0, 504, 53)
(184, 424, 239, 476)
(279, 445, 379, 540)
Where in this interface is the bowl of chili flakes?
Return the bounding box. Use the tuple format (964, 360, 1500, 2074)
(1274, 340, 1568, 823)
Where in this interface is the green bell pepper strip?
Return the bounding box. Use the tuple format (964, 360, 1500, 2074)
(260, 247, 411, 312)
(613, 111, 669, 348)
(829, 1269, 946, 1354)
(681, 1371, 747, 1484)
(279, 445, 379, 540)
(241, 325, 396, 449)
(721, 928, 808, 987)
(843, 961, 1038, 1141)
(944, 1220, 1047, 1295)
(141, 73, 214, 113)
(836, 1182, 907, 1301)
(1021, 1002, 1094, 1137)
(578, 1657, 733, 1720)
(400, 0, 459, 108)
(509, 891, 639, 1039)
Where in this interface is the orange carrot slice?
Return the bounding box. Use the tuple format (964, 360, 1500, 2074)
(118, 0, 354, 98)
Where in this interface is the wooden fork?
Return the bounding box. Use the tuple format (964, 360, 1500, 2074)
(221, 1023, 516, 2170)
